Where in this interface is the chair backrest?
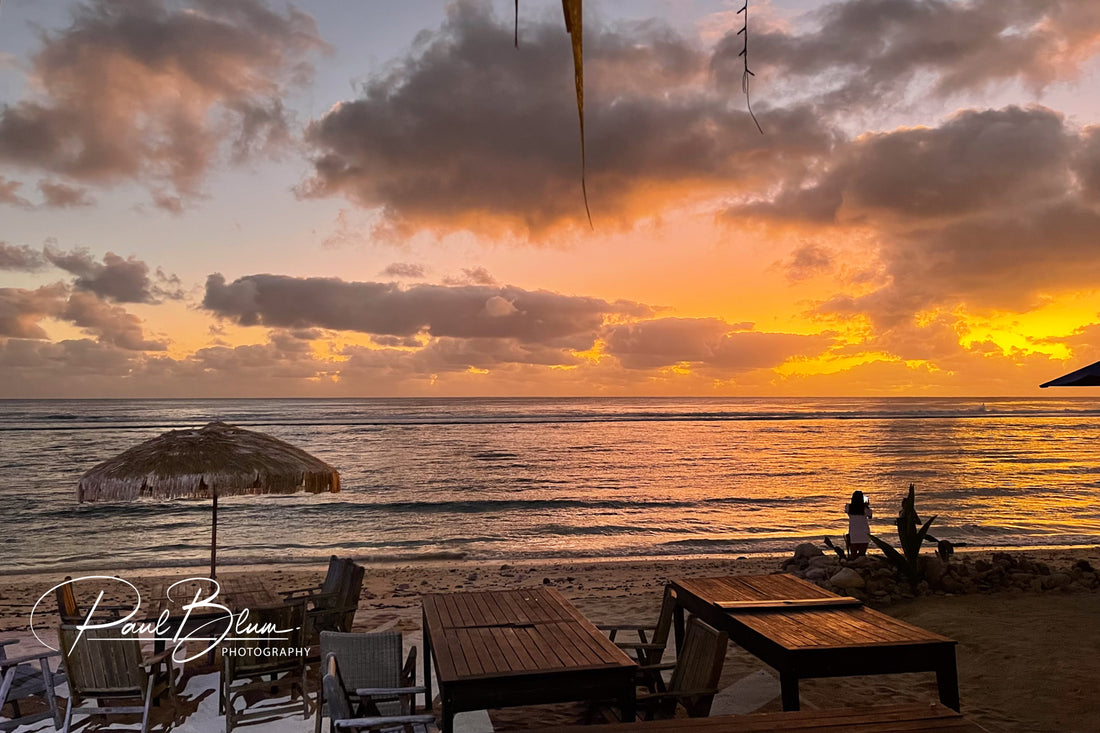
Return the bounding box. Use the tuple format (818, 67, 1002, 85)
(322, 655, 354, 722)
(644, 586, 678, 664)
(321, 556, 350, 596)
(225, 602, 306, 677)
(58, 624, 146, 696)
(320, 630, 403, 691)
(337, 562, 365, 629)
(56, 577, 81, 623)
(667, 617, 728, 718)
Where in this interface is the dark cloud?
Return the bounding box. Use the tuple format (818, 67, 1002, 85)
(0, 284, 68, 339)
(203, 273, 651, 345)
(37, 180, 95, 207)
(380, 262, 426, 279)
(602, 317, 831, 370)
(0, 242, 48, 271)
(61, 291, 168, 351)
(0, 0, 325, 200)
(44, 247, 184, 303)
(716, 0, 1100, 111)
(300, 2, 832, 236)
(783, 243, 835, 282)
(0, 176, 30, 207)
(443, 266, 498, 286)
(732, 106, 1100, 327)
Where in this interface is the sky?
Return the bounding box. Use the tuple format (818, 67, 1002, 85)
(2, 0, 1100, 398)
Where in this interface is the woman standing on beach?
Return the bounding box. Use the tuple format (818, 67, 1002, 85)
(845, 490, 873, 558)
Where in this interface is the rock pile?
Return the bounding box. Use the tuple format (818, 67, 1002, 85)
(781, 543, 1100, 605)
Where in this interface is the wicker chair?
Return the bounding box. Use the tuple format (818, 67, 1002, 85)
(57, 624, 178, 733)
(0, 640, 63, 732)
(315, 631, 422, 733)
(321, 654, 434, 733)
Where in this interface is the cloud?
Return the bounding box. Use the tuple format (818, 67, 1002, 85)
(0, 242, 48, 271)
(0, 284, 68, 339)
(783, 243, 835, 282)
(0, 0, 326, 200)
(732, 106, 1100, 327)
(0, 176, 30, 207)
(44, 246, 184, 303)
(61, 291, 168, 351)
(203, 273, 651, 345)
(602, 317, 832, 370)
(716, 0, 1100, 112)
(380, 262, 427, 279)
(299, 1, 831, 237)
(443, 266, 498, 286)
(37, 180, 95, 207)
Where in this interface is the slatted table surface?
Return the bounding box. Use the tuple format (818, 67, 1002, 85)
(150, 575, 280, 617)
(422, 587, 638, 733)
(534, 703, 988, 732)
(670, 575, 959, 712)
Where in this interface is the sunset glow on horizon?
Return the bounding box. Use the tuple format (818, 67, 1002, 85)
(3, 0, 1100, 398)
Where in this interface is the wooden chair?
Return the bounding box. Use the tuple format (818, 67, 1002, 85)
(55, 575, 129, 624)
(632, 617, 728, 720)
(307, 562, 366, 643)
(0, 640, 63, 732)
(221, 601, 309, 733)
(282, 556, 350, 605)
(57, 624, 178, 733)
(597, 585, 677, 690)
(321, 654, 434, 733)
(315, 631, 421, 733)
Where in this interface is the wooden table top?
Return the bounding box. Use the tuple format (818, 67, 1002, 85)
(535, 703, 986, 732)
(672, 575, 954, 651)
(423, 587, 636, 684)
(149, 575, 280, 617)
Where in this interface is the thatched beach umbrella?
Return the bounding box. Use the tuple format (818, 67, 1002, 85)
(78, 421, 340, 578)
(1040, 359, 1100, 388)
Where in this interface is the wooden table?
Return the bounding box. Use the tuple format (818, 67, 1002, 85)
(422, 587, 638, 733)
(148, 575, 281, 655)
(669, 575, 959, 712)
(534, 703, 987, 732)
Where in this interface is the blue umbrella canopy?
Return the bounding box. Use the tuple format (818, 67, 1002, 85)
(1040, 360, 1100, 388)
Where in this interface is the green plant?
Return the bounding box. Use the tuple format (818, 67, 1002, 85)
(870, 483, 937, 586)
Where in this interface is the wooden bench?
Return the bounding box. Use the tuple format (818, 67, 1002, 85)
(535, 702, 987, 731)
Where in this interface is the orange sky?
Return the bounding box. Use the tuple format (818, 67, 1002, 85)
(2, 0, 1100, 398)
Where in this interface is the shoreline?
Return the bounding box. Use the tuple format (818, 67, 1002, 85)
(4, 542, 1098, 582)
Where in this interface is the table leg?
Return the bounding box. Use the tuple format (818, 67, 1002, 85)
(780, 672, 800, 711)
(422, 608, 432, 713)
(442, 693, 454, 733)
(672, 603, 685, 654)
(620, 677, 636, 723)
(936, 646, 960, 712)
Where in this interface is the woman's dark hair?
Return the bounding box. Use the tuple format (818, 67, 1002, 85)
(848, 490, 866, 515)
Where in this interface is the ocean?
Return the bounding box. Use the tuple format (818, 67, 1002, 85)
(2, 397, 1099, 576)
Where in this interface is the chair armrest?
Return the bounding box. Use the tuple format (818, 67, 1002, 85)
(0, 649, 60, 668)
(615, 642, 665, 650)
(280, 584, 324, 599)
(402, 646, 418, 685)
(354, 686, 427, 697)
(637, 662, 676, 673)
(140, 648, 175, 669)
(596, 623, 657, 632)
(334, 714, 436, 730)
(637, 687, 717, 703)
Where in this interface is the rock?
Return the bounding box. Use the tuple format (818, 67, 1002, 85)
(1074, 559, 1095, 573)
(542, 577, 551, 585)
(794, 543, 824, 562)
(829, 567, 865, 590)
(807, 555, 835, 569)
(805, 567, 828, 581)
(922, 556, 946, 587)
(1030, 578, 1043, 592)
(940, 576, 965, 593)
(1042, 573, 1072, 590)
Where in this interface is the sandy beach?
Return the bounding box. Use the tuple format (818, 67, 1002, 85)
(2, 548, 1098, 732)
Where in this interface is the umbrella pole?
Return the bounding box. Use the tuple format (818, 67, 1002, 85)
(211, 492, 217, 580)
